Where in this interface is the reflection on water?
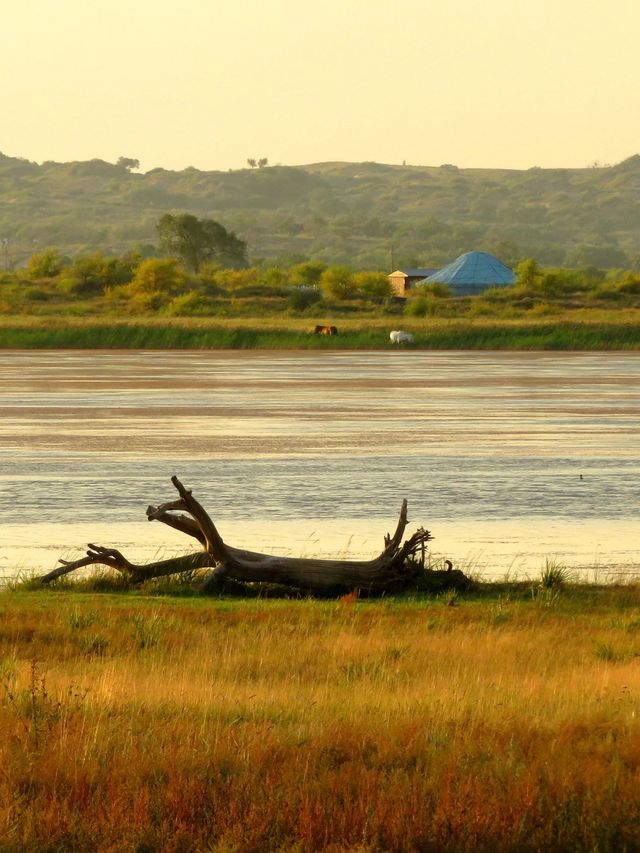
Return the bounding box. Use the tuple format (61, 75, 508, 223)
(0, 350, 638, 580)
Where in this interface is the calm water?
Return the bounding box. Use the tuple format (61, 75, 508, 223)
(0, 350, 638, 582)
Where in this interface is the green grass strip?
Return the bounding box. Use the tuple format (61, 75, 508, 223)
(1, 321, 640, 350)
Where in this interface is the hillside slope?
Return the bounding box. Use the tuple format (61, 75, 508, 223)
(1, 153, 639, 268)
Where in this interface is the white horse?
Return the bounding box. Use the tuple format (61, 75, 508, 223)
(389, 330, 414, 344)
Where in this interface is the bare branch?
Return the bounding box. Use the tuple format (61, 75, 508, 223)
(171, 475, 227, 560)
(146, 505, 206, 546)
(382, 499, 409, 556)
(41, 546, 213, 585)
(147, 499, 187, 516)
(40, 543, 134, 584)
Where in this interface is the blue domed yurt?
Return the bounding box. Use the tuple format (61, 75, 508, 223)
(423, 251, 515, 296)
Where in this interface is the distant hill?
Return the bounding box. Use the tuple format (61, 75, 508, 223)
(1, 153, 639, 269)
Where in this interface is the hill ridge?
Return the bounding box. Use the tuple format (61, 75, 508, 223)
(1, 152, 639, 269)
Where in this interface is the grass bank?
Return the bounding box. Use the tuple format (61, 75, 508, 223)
(2, 585, 640, 851)
(2, 316, 640, 349)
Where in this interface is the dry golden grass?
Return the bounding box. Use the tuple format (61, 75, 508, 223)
(2, 305, 640, 331)
(2, 589, 640, 851)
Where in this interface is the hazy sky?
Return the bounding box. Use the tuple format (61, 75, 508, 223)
(2, 0, 638, 172)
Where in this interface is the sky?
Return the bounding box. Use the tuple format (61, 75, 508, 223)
(1, 0, 639, 173)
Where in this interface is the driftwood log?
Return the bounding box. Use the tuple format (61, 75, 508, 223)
(41, 476, 467, 595)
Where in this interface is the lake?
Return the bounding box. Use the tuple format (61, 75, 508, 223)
(0, 349, 638, 583)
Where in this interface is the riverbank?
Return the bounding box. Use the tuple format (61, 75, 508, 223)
(2, 585, 640, 850)
(2, 314, 640, 349)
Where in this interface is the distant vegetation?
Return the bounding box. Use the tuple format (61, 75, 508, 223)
(2, 237, 640, 329)
(2, 164, 640, 349)
(2, 235, 640, 350)
(1, 151, 640, 269)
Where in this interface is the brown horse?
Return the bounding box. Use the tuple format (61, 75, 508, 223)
(314, 325, 338, 335)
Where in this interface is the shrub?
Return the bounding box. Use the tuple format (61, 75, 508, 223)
(477, 286, 511, 302)
(288, 260, 327, 287)
(165, 291, 212, 316)
(537, 272, 567, 295)
(351, 270, 391, 301)
(22, 287, 50, 302)
(412, 282, 452, 298)
(405, 296, 436, 317)
(616, 276, 640, 294)
(127, 290, 167, 313)
(289, 287, 322, 312)
(215, 267, 260, 290)
(67, 252, 137, 294)
(201, 280, 227, 297)
(261, 267, 288, 288)
(233, 284, 289, 298)
(57, 277, 85, 296)
(516, 258, 540, 288)
(129, 258, 187, 295)
(589, 286, 624, 301)
(103, 284, 130, 304)
(319, 266, 355, 300)
(27, 248, 64, 279)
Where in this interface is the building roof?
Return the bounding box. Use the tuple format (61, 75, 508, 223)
(389, 268, 438, 278)
(424, 252, 515, 286)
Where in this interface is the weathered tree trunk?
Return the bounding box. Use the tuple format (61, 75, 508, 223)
(40, 476, 454, 595)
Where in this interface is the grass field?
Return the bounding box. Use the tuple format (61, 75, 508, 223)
(2, 312, 640, 350)
(2, 584, 640, 851)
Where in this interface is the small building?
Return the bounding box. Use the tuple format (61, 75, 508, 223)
(388, 268, 438, 297)
(422, 251, 515, 296)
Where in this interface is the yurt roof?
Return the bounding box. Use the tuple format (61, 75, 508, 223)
(424, 252, 515, 285)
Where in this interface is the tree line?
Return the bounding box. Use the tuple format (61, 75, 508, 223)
(2, 213, 639, 319)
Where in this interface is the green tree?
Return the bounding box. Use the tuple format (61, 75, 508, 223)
(516, 258, 540, 289)
(288, 288, 322, 312)
(27, 248, 64, 279)
(261, 267, 288, 289)
(157, 214, 248, 272)
(71, 254, 107, 291)
(351, 270, 391, 301)
(63, 252, 137, 294)
(288, 260, 326, 287)
(117, 156, 140, 171)
(216, 267, 260, 290)
(319, 266, 354, 300)
(128, 258, 187, 294)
